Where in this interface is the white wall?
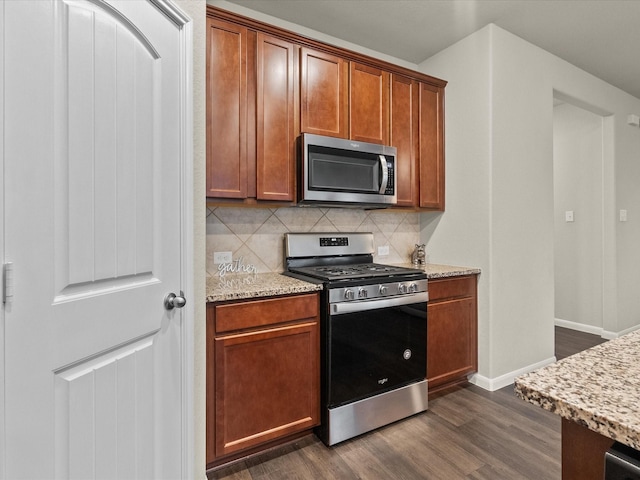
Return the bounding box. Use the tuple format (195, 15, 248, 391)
(420, 24, 640, 387)
(553, 103, 603, 331)
(418, 26, 493, 382)
(207, 0, 418, 71)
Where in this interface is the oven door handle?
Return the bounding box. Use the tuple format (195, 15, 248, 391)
(330, 291, 429, 315)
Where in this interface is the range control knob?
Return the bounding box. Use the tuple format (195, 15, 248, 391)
(379, 285, 388, 295)
(398, 283, 407, 294)
(358, 288, 368, 299)
(408, 283, 418, 294)
(344, 289, 355, 300)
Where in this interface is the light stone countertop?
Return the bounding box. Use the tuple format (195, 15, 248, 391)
(514, 329, 640, 450)
(206, 263, 480, 303)
(206, 272, 322, 303)
(416, 263, 481, 279)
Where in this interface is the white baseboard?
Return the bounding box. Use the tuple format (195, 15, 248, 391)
(555, 318, 640, 340)
(605, 323, 640, 339)
(469, 321, 640, 392)
(468, 356, 557, 392)
(554, 318, 603, 336)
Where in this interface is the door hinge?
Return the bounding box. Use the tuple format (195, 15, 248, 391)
(3, 262, 14, 304)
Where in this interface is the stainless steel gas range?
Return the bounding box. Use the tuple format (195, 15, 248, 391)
(284, 232, 429, 446)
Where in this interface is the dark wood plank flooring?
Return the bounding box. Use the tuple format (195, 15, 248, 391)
(209, 327, 607, 480)
(555, 326, 607, 360)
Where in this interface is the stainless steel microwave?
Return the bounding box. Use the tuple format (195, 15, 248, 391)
(298, 133, 397, 208)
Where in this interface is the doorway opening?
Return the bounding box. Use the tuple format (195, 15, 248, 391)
(552, 96, 606, 345)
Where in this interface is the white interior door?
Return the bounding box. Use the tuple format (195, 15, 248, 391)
(2, 1, 192, 478)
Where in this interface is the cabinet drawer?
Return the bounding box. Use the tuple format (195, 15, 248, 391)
(428, 275, 476, 302)
(214, 293, 319, 333)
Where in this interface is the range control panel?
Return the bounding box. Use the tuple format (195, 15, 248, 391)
(320, 237, 349, 247)
(285, 232, 375, 258)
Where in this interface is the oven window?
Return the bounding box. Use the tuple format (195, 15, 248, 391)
(308, 146, 381, 193)
(327, 303, 427, 407)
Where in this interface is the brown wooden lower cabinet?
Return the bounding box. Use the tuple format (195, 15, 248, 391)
(427, 275, 478, 394)
(207, 293, 320, 467)
(562, 418, 614, 479)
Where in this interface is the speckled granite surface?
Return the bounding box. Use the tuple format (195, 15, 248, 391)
(421, 263, 481, 279)
(206, 273, 322, 303)
(206, 264, 479, 303)
(515, 329, 640, 450)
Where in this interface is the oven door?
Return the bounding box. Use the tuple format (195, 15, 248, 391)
(327, 294, 427, 408)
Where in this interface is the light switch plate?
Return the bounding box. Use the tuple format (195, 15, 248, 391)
(565, 211, 574, 222)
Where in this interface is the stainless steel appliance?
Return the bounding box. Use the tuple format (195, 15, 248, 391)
(605, 443, 640, 479)
(284, 232, 428, 446)
(298, 133, 397, 208)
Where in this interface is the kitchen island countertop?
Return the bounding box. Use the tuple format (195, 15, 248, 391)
(515, 328, 640, 450)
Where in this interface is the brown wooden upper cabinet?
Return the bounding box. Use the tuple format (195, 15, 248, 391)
(206, 6, 447, 211)
(390, 74, 419, 207)
(206, 17, 297, 203)
(390, 75, 445, 210)
(349, 63, 389, 144)
(300, 52, 390, 145)
(206, 18, 248, 199)
(419, 82, 445, 210)
(300, 48, 348, 139)
(255, 33, 297, 202)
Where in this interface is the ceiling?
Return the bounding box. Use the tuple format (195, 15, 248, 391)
(225, 0, 640, 100)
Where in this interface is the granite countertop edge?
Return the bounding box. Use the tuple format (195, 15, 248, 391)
(206, 263, 480, 303)
(417, 263, 481, 279)
(206, 272, 323, 303)
(514, 329, 640, 450)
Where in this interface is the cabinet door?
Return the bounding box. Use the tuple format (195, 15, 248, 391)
(419, 82, 445, 210)
(390, 74, 419, 207)
(206, 18, 249, 198)
(256, 33, 297, 201)
(349, 62, 389, 144)
(300, 47, 348, 138)
(427, 296, 477, 389)
(214, 321, 320, 457)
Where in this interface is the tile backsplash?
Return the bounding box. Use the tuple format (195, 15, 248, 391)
(206, 206, 420, 276)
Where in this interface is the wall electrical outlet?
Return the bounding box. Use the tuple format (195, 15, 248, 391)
(213, 251, 232, 264)
(378, 245, 390, 256)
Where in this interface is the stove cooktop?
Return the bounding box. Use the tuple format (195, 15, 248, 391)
(288, 262, 425, 281)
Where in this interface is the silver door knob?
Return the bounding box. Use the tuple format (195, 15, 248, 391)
(164, 291, 186, 310)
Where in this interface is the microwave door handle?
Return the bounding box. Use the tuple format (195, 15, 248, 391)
(378, 155, 389, 194)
